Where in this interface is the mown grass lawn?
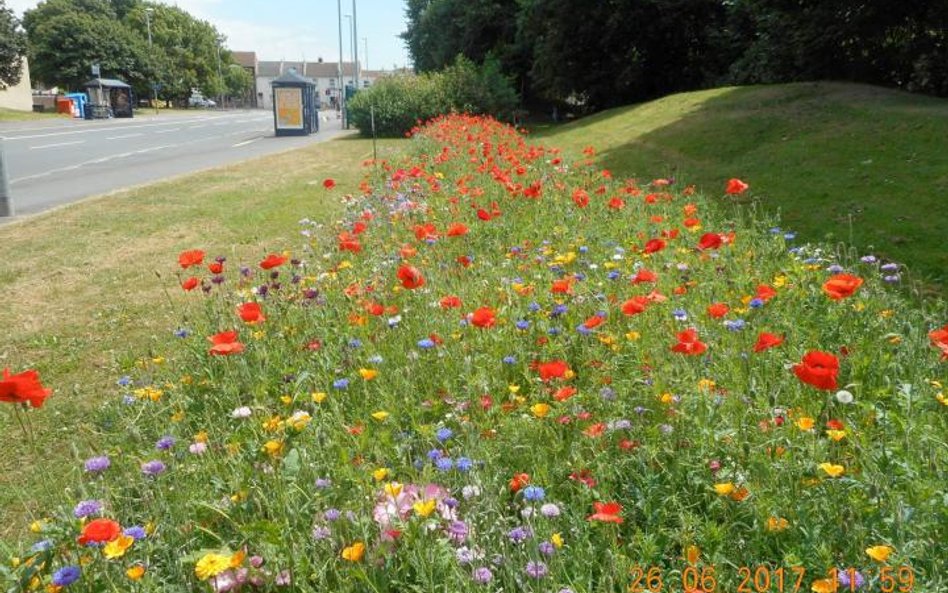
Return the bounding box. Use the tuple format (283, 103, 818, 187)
(0, 108, 63, 122)
(0, 135, 403, 542)
(534, 82, 948, 297)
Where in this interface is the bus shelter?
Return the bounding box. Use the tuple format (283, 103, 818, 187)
(271, 69, 319, 136)
(82, 78, 134, 119)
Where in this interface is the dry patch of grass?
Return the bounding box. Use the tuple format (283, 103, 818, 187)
(0, 136, 405, 542)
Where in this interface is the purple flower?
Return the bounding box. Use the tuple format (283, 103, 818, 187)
(540, 503, 560, 517)
(436, 427, 453, 442)
(123, 525, 147, 540)
(538, 541, 555, 556)
(324, 509, 341, 521)
(275, 570, 291, 586)
(417, 338, 436, 349)
(860, 255, 878, 264)
(456, 546, 475, 564)
(881, 263, 899, 272)
(456, 457, 473, 472)
(332, 378, 349, 390)
(525, 560, 548, 579)
(314, 478, 332, 489)
(826, 264, 845, 273)
(52, 565, 81, 586)
(84, 456, 111, 473)
(838, 569, 865, 589)
(507, 526, 531, 543)
(156, 436, 176, 450)
(141, 460, 167, 476)
(311, 526, 331, 540)
(472, 567, 493, 584)
(73, 499, 102, 518)
(446, 520, 469, 543)
(435, 457, 454, 472)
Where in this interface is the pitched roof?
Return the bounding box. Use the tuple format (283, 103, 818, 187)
(231, 51, 257, 69)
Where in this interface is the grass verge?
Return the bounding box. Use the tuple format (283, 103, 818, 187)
(0, 135, 404, 543)
(534, 82, 948, 296)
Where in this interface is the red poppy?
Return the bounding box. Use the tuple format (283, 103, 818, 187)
(351, 221, 368, 234)
(364, 302, 385, 316)
(338, 232, 362, 253)
(587, 501, 623, 524)
(621, 296, 649, 316)
(181, 277, 200, 291)
(0, 368, 52, 408)
(572, 188, 589, 208)
(469, 307, 497, 328)
(822, 274, 864, 300)
(208, 330, 245, 356)
(260, 254, 287, 270)
(608, 196, 626, 210)
(476, 208, 492, 221)
(446, 222, 469, 237)
(683, 217, 701, 228)
(78, 518, 121, 545)
(439, 295, 462, 309)
(550, 278, 573, 294)
(671, 329, 707, 355)
(322, 178, 336, 189)
(207, 261, 224, 274)
(753, 332, 784, 352)
(706, 303, 729, 318)
(929, 324, 948, 360)
(826, 418, 845, 430)
(414, 223, 439, 242)
(643, 238, 666, 254)
(553, 386, 577, 402)
(583, 315, 605, 329)
(178, 249, 205, 269)
(569, 469, 597, 488)
(631, 268, 657, 284)
(396, 265, 425, 289)
(755, 284, 778, 301)
(237, 302, 266, 325)
(509, 472, 530, 492)
(537, 360, 569, 381)
(793, 350, 839, 390)
(697, 233, 723, 250)
(725, 178, 749, 195)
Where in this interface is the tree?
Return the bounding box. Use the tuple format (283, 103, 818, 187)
(0, 0, 28, 89)
(223, 62, 253, 105)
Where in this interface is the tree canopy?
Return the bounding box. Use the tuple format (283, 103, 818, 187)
(402, 0, 948, 111)
(0, 0, 28, 89)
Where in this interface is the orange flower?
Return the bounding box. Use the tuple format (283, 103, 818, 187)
(237, 302, 266, 325)
(755, 284, 778, 301)
(793, 350, 839, 390)
(469, 307, 496, 328)
(927, 324, 948, 360)
(0, 368, 52, 408)
(631, 268, 657, 284)
(78, 518, 121, 545)
(208, 331, 245, 356)
(671, 329, 708, 356)
(823, 274, 863, 300)
(587, 501, 623, 524)
(260, 254, 288, 270)
(341, 541, 365, 562)
(706, 302, 729, 318)
(178, 249, 205, 269)
(725, 178, 749, 195)
(621, 296, 649, 316)
(550, 278, 573, 294)
(396, 265, 425, 289)
(439, 295, 462, 309)
(509, 472, 530, 492)
(446, 222, 469, 237)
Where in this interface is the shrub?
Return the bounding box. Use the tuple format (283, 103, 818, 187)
(348, 56, 519, 137)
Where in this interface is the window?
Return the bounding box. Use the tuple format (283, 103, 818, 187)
(363, 80, 370, 88)
(329, 79, 336, 88)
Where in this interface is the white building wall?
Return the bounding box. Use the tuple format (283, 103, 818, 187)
(0, 57, 33, 112)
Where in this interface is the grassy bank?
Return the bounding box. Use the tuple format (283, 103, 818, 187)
(0, 135, 403, 542)
(535, 82, 948, 295)
(0, 108, 63, 122)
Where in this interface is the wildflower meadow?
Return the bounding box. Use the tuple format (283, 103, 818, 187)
(2, 114, 946, 592)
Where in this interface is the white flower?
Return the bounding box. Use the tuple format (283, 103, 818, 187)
(835, 390, 854, 404)
(232, 406, 252, 418)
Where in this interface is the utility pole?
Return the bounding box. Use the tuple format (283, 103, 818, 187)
(337, 0, 344, 125)
(0, 139, 12, 217)
(362, 37, 368, 71)
(144, 8, 158, 115)
(352, 0, 359, 91)
(216, 36, 224, 109)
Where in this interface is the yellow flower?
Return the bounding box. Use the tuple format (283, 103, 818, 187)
(686, 545, 700, 565)
(126, 565, 146, 581)
(564, 369, 576, 380)
(818, 462, 844, 478)
(811, 578, 836, 593)
(279, 395, 292, 405)
(286, 411, 312, 431)
(263, 416, 284, 432)
(195, 553, 232, 580)
(103, 534, 134, 559)
(766, 516, 790, 532)
(194, 431, 209, 443)
(312, 391, 327, 403)
(371, 411, 390, 422)
(170, 410, 185, 422)
(508, 384, 520, 394)
(625, 331, 641, 341)
(697, 379, 716, 392)
(384, 482, 403, 497)
(772, 274, 788, 288)
(413, 499, 437, 517)
(660, 392, 675, 404)
(826, 429, 846, 442)
(262, 440, 284, 458)
(530, 403, 550, 418)
(795, 416, 815, 431)
(866, 545, 893, 563)
(714, 482, 736, 496)
(551, 533, 564, 548)
(359, 368, 379, 381)
(372, 468, 389, 481)
(29, 520, 44, 533)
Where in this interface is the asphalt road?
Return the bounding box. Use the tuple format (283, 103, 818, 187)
(0, 109, 348, 219)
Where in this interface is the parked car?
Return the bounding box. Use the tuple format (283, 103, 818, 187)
(188, 94, 216, 108)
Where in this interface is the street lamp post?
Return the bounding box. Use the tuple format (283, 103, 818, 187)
(362, 37, 368, 71)
(351, 0, 359, 91)
(216, 36, 223, 109)
(144, 7, 158, 114)
(337, 0, 344, 123)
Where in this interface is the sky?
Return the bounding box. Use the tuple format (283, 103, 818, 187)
(8, 0, 412, 71)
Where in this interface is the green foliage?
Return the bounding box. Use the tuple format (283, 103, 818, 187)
(223, 63, 253, 102)
(0, 0, 27, 89)
(348, 56, 519, 137)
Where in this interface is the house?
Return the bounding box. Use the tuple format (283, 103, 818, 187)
(230, 51, 259, 108)
(253, 58, 394, 110)
(1, 57, 33, 112)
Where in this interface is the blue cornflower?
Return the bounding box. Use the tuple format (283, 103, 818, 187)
(456, 457, 473, 472)
(52, 566, 81, 587)
(417, 338, 436, 349)
(578, 245, 588, 253)
(528, 301, 541, 312)
(826, 264, 845, 273)
(31, 540, 53, 552)
(724, 319, 746, 331)
(576, 324, 592, 335)
(548, 327, 560, 336)
(436, 427, 453, 442)
(116, 376, 132, 387)
(783, 232, 796, 241)
(123, 525, 147, 540)
(673, 309, 688, 321)
(173, 328, 190, 338)
(367, 354, 384, 364)
(502, 355, 517, 365)
(435, 457, 454, 471)
(550, 304, 568, 317)
(607, 270, 620, 280)
(515, 320, 530, 330)
(522, 486, 545, 501)
(347, 338, 362, 349)
(333, 378, 349, 390)
(426, 449, 444, 461)
(749, 298, 764, 308)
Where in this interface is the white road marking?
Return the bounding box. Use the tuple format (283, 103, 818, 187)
(232, 137, 262, 147)
(29, 140, 85, 150)
(105, 133, 144, 140)
(11, 144, 176, 183)
(1, 112, 267, 141)
(155, 127, 182, 134)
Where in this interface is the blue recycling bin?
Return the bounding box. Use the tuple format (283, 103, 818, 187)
(63, 93, 87, 118)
